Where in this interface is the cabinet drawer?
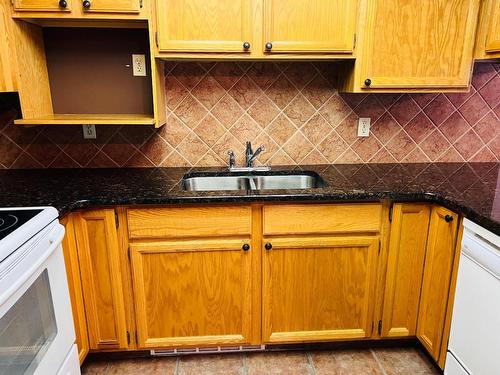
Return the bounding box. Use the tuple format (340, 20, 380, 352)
(127, 206, 252, 239)
(263, 204, 382, 235)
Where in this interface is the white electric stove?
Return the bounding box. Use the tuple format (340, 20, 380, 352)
(0, 207, 80, 375)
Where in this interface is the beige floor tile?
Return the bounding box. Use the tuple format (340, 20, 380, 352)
(246, 352, 314, 375)
(177, 353, 244, 375)
(310, 349, 383, 375)
(81, 360, 109, 375)
(106, 358, 177, 375)
(373, 347, 441, 375)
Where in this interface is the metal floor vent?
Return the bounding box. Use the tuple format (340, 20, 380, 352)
(151, 345, 265, 356)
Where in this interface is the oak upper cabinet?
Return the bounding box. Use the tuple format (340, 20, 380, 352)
(262, 204, 381, 344)
(262, 0, 357, 54)
(127, 206, 257, 348)
(381, 204, 430, 338)
(13, 0, 71, 12)
(357, 0, 480, 90)
(60, 215, 89, 364)
(156, 0, 253, 53)
(74, 209, 129, 351)
(80, 0, 141, 13)
(0, 0, 16, 92)
(475, 0, 500, 59)
(417, 206, 459, 361)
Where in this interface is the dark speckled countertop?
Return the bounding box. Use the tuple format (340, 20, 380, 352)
(0, 163, 498, 235)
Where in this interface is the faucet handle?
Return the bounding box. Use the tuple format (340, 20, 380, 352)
(227, 150, 236, 169)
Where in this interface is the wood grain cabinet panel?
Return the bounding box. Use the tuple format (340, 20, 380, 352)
(156, 0, 254, 53)
(60, 215, 89, 364)
(0, 1, 16, 92)
(485, 0, 500, 54)
(360, 0, 480, 90)
(417, 206, 459, 361)
(81, 0, 141, 13)
(263, 204, 382, 235)
(127, 206, 252, 239)
(262, 236, 379, 343)
(263, 0, 357, 53)
(130, 238, 254, 348)
(381, 204, 430, 338)
(74, 209, 129, 351)
(13, 0, 71, 11)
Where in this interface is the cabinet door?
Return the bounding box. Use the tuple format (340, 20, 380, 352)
(13, 0, 71, 11)
(0, 1, 15, 92)
(74, 209, 129, 350)
(381, 204, 430, 338)
(262, 236, 379, 344)
(417, 206, 459, 361)
(130, 238, 254, 348)
(81, 0, 140, 13)
(60, 215, 89, 364)
(262, 0, 357, 53)
(485, 0, 500, 53)
(156, 0, 253, 53)
(361, 0, 480, 89)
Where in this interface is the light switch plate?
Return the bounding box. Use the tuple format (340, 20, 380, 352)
(357, 118, 371, 137)
(132, 54, 147, 76)
(82, 124, 97, 139)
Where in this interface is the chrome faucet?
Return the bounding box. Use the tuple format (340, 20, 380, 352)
(227, 141, 270, 172)
(245, 141, 265, 167)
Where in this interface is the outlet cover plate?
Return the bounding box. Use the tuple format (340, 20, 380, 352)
(358, 118, 371, 137)
(132, 54, 147, 77)
(82, 124, 97, 139)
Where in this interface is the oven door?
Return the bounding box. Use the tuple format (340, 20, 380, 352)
(0, 222, 76, 375)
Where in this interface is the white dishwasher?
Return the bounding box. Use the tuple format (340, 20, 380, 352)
(445, 218, 500, 375)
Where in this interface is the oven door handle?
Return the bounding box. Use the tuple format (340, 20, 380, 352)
(0, 224, 65, 306)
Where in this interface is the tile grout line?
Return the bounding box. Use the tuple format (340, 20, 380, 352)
(306, 352, 317, 375)
(173, 356, 180, 375)
(370, 349, 388, 375)
(242, 353, 248, 375)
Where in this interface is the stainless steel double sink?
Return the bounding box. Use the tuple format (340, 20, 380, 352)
(182, 171, 325, 192)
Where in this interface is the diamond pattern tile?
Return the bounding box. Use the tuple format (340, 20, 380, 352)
(0, 62, 498, 169)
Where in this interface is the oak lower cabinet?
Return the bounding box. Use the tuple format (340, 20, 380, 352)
(60, 215, 89, 364)
(417, 206, 459, 362)
(381, 204, 430, 338)
(130, 238, 255, 348)
(0, 0, 16, 92)
(262, 236, 379, 343)
(73, 209, 130, 351)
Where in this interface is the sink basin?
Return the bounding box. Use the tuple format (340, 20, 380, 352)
(182, 172, 325, 192)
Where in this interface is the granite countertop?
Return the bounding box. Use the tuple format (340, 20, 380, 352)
(0, 163, 498, 235)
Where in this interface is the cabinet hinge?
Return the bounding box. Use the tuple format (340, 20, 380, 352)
(377, 320, 382, 335)
(128, 247, 131, 261)
(135, 331, 138, 344)
(353, 33, 357, 49)
(139, 0, 143, 8)
(126, 330, 130, 344)
(378, 239, 381, 254)
(114, 211, 119, 229)
(155, 32, 159, 47)
(388, 204, 394, 222)
(371, 321, 374, 335)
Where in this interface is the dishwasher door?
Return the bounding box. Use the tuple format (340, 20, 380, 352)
(445, 219, 500, 375)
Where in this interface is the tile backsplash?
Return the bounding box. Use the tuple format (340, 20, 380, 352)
(0, 61, 499, 169)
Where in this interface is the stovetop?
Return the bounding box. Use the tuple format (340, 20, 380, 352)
(0, 209, 43, 241)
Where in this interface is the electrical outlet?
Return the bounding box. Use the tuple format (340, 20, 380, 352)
(357, 118, 371, 137)
(82, 124, 97, 139)
(132, 54, 147, 77)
